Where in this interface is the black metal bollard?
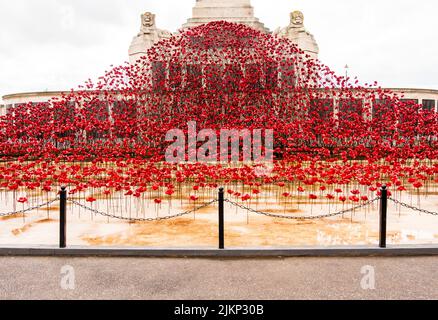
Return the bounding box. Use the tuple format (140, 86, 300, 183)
(219, 188, 225, 250)
(379, 185, 388, 248)
(60, 186, 67, 248)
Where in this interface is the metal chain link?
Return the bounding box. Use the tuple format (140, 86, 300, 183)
(0, 198, 60, 217)
(389, 198, 438, 216)
(224, 197, 380, 220)
(68, 199, 218, 222)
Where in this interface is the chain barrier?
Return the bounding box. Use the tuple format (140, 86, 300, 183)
(68, 199, 218, 222)
(389, 198, 438, 216)
(224, 197, 380, 220)
(4, 195, 436, 223)
(0, 198, 60, 217)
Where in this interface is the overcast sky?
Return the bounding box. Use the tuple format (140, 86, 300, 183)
(1, 0, 438, 101)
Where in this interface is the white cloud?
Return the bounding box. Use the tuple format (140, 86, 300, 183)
(1, 0, 437, 101)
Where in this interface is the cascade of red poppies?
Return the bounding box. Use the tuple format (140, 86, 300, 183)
(0, 21, 437, 210)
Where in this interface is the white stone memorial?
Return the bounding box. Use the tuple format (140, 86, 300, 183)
(3, 0, 437, 110)
(128, 1, 320, 64)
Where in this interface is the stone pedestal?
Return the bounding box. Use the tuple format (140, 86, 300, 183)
(183, 0, 269, 33)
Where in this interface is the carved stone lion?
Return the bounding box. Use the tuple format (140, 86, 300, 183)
(141, 12, 155, 31)
(291, 11, 304, 27)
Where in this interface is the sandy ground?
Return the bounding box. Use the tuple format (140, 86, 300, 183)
(0, 189, 437, 248)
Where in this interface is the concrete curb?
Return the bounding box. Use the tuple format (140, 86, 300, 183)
(1, 245, 438, 257)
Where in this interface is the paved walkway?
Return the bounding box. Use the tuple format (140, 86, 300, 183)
(0, 256, 437, 300)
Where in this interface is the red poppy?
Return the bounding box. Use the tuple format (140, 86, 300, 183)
(165, 189, 175, 196)
(241, 194, 251, 201)
(413, 182, 423, 189)
(17, 197, 28, 203)
(86, 197, 97, 203)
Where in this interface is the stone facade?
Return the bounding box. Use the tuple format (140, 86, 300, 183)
(128, 0, 319, 63)
(2, 89, 438, 116)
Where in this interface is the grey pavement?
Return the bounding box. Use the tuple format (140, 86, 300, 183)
(0, 256, 437, 300)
